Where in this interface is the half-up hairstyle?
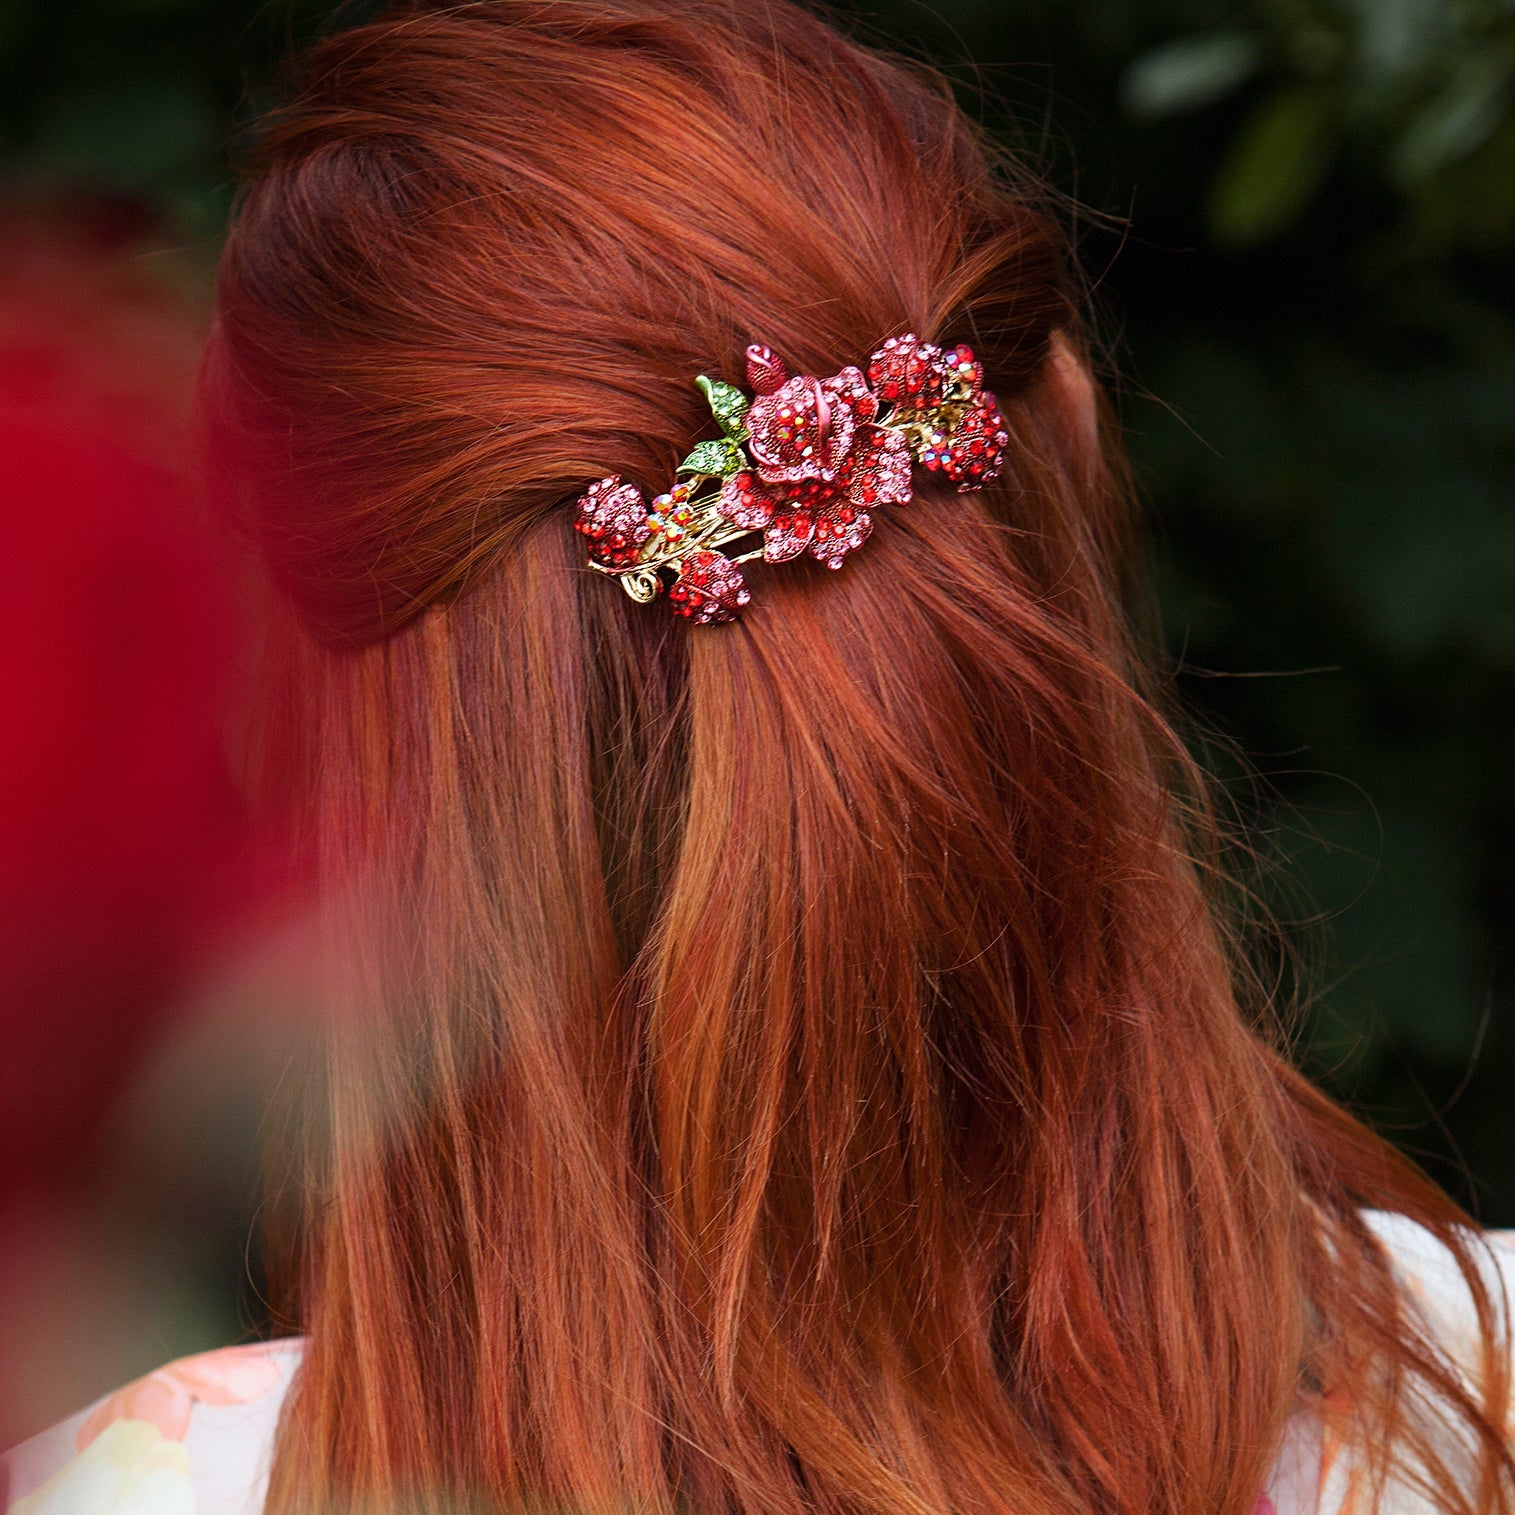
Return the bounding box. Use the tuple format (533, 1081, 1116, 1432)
(200, 2, 1515, 1512)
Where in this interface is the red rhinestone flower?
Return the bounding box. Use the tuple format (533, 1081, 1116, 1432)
(866, 334, 947, 407)
(745, 343, 788, 396)
(879, 336, 1010, 492)
(667, 549, 751, 624)
(839, 425, 912, 511)
(573, 474, 651, 569)
(939, 389, 1009, 490)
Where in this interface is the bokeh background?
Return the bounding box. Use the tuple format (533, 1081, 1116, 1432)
(1, 0, 1511, 1445)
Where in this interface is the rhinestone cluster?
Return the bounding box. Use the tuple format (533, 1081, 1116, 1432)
(573, 334, 1009, 624)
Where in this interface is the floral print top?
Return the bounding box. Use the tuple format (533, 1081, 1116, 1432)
(0, 1339, 298, 1515)
(3, 1214, 1512, 1515)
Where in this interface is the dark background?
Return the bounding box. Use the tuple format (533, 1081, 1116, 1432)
(1, 0, 1511, 1418)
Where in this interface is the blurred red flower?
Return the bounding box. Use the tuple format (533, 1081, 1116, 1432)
(0, 203, 263, 1208)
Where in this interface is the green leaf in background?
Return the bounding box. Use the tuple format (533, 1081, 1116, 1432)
(1344, 0, 1454, 90)
(1402, 111, 1515, 254)
(1120, 31, 1262, 120)
(1280, 798, 1482, 1071)
(0, 5, 23, 67)
(1207, 86, 1338, 246)
(695, 374, 749, 437)
(677, 438, 743, 478)
(112, 0, 204, 14)
(28, 82, 217, 193)
(1393, 53, 1513, 182)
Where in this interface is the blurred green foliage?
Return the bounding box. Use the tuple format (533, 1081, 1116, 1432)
(1123, 0, 1515, 249)
(0, 0, 386, 253)
(863, 0, 1515, 1224)
(1, 0, 1511, 1358)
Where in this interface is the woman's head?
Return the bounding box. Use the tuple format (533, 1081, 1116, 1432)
(203, 4, 1512, 1513)
(205, 0, 1080, 646)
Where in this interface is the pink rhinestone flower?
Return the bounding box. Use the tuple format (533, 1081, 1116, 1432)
(744, 365, 879, 487)
(718, 345, 914, 570)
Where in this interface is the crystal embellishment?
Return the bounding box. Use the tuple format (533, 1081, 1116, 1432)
(572, 335, 1010, 623)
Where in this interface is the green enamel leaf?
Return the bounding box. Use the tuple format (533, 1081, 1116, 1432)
(696, 375, 750, 437)
(678, 438, 743, 478)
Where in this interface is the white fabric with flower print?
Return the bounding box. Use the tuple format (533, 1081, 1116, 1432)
(0, 1341, 297, 1515)
(2, 1215, 1512, 1515)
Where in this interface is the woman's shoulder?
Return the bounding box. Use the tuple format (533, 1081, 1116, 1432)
(1305, 1212, 1515, 1515)
(2, 1221, 1511, 1515)
(0, 1337, 303, 1515)
(1361, 1209, 1515, 1370)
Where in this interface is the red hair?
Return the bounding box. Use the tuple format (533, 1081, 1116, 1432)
(201, 3, 1514, 1511)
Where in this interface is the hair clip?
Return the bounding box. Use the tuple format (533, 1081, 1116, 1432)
(573, 335, 1008, 624)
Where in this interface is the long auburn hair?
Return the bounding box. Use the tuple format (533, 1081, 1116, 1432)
(201, 3, 1513, 1512)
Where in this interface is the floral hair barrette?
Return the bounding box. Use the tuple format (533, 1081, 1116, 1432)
(573, 334, 1009, 624)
